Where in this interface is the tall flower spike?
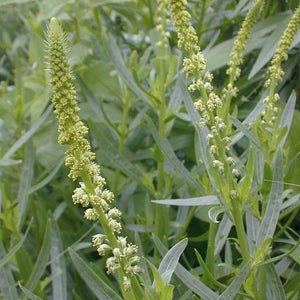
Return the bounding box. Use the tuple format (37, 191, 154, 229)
(169, 0, 239, 208)
(222, 0, 264, 119)
(46, 17, 142, 290)
(262, 4, 300, 127)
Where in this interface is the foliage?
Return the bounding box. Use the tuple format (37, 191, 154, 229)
(1, 0, 300, 299)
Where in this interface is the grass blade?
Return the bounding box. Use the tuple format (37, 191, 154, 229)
(68, 248, 122, 300)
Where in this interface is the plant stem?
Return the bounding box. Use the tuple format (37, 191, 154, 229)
(205, 222, 218, 280)
(231, 201, 250, 262)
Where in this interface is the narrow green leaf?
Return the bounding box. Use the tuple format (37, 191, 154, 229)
(0, 0, 35, 6)
(265, 264, 286, 300)
(145, 115, 204, 195)
(217, 262, 251, 300)
(25, 219, 52, 291)
(0, 219, 32, 268)
(257, 152, 283, 246)
(0, 242, 19, 300)
(1, 105, 52, 161)
(230, 117, 261, 150)
(152, 196, 218, 206)
(89, 123, 155, 196)
(152, 235, 218, 300)
(146, 259, 174, 300)
(68, 248, 122, 300)
(194, 249, 226, 290)
(0, 158, 22, 166)
(158, 239, 188, 284)
(18, 140, 34, 228)
(107, 35, 150, 105)
(249, 20, 288, 78)
(230, 92, 266, 146)
(214, 215, 233, 256)
(245, 213, 260, 255)
(208, 206, 225, 223)
(28, 158, 64, 194)
(279, 91, 296, 148)
(50, 219, 67, 300)
(18, 283, 43, 300)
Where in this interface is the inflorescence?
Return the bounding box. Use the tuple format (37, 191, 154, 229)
(169, 0, 240, 205)
(46, 17, 142, 288)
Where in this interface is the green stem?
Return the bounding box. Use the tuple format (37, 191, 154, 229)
(197, 0, 208, 38)
(177, 207, 197, 240)
(257, 266, 266, 299)
(205, 222, 218, 280)
(231, 201, 250, 262)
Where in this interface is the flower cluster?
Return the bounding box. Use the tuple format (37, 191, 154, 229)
(156, 0, 171, 47)
(262, 4, 300, 126)
(47, 17, 142, 283)
(169, 0, 240, 192)
(226, 0, 264, 82)
(223, 0, 264, 108)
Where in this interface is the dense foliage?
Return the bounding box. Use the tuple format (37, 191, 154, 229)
(1, 0, 300, 299)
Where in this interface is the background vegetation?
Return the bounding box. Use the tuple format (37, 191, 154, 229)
(0, 0, 300, 299)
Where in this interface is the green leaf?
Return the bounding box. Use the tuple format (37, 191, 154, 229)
(0, 242, 19, 300)
(107, 35, 150, 105)
(50, 219, 67, 300)
(0, 219, 32, 268)
(25, 219, 52, 291)
(230, 117, 261, 150)
(89, 123, 155, 196)
(145, 115, 204, 195)
(152, 196, 218, 206)
(18, 283, 43, 300)
(0, 0, 35, 6)
(152, 235, 218, 300)
(208, 206, 225, 223)
(17, 140, 34, 227)
(216, 262, 251, 300)
(265, 264, 286, 300)
(158, 239, 188, 284)
(146, 259, 174, 300)
(214, 215, 233, 256)
(249, 18, 289, 78)
(1, 105, 52, 162)
(279, 91, 296, 148)
(68, 248, 122, 300)
(257, 152, 284, 246)
(28, 158, 64, 194)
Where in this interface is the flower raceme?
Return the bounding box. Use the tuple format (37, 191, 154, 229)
(46, 17, 142, 288)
